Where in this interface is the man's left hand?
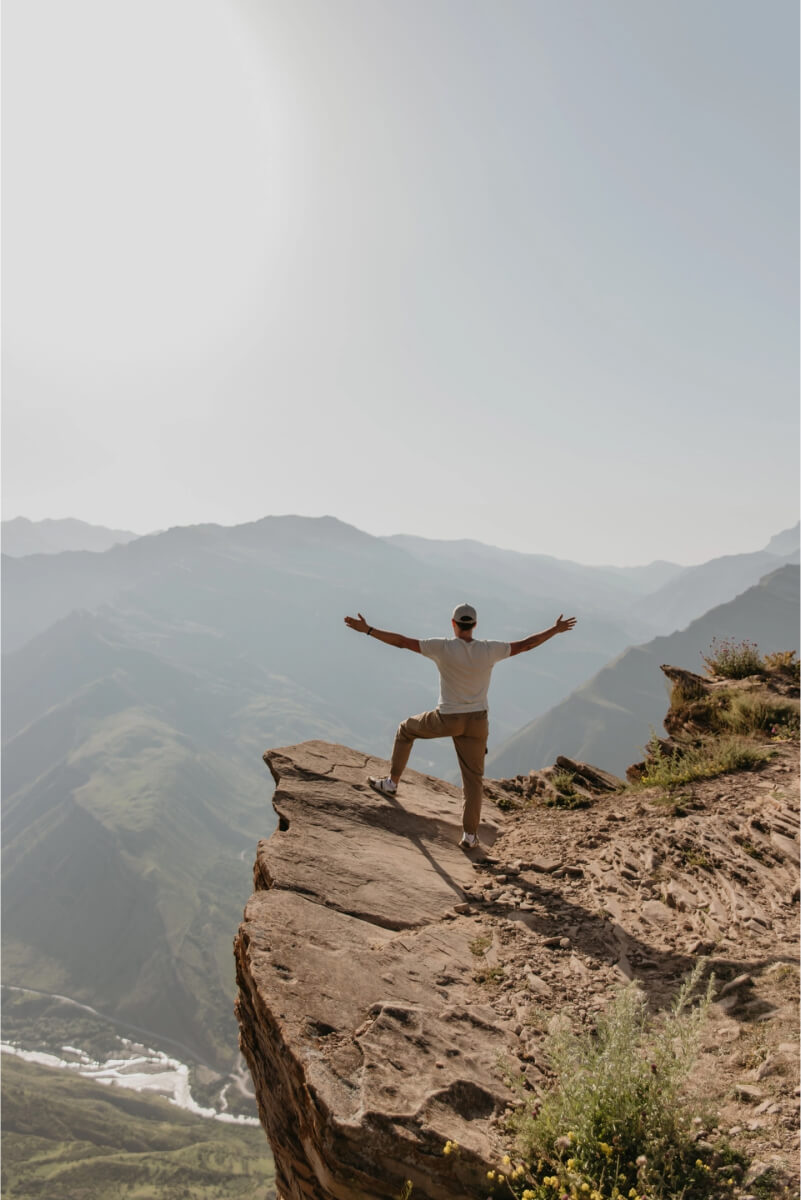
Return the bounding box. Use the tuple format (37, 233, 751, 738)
(344, 612, 369, 634)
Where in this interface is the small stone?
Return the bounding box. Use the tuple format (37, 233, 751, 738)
(559, 937, 571, 948)
(734, 1084, 763, 1103)
(728, 1125, 742, 1135)
(744, 1162, 770, 1186)
(530, 857, 561, 873)
(686, 938, 714, 955)
(453, 903, 471, 915)
(525, 972, 552, 997)
(542, 936, 562, 948)
(753, 1056, 778, 1081)
(717, 994, 740, 1013)
(719, 973, 753, 997)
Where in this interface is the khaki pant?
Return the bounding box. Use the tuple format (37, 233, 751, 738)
(390, 709, 489, 835)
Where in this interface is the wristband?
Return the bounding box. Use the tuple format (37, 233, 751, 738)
(367, 627, 374, 636)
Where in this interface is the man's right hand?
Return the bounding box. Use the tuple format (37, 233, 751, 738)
(344, 612, 369, 634)
(554, 614, 577, 634)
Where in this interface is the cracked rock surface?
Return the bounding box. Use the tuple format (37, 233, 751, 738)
(235, 741, 513, 1200)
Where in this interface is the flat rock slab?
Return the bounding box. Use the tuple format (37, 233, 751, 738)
(235, 741, 511, 1200)
(255, 742, 500, 931)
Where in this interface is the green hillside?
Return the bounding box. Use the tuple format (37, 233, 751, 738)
(1, 1054, 274, 1199)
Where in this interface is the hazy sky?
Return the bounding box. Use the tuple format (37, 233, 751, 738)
(3, 0, 798, 565)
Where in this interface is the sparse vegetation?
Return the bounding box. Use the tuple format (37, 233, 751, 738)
(550, 768, 577, 795)
(501, 965, 748, 1200)
(702, 638, 764, 679)
(0, 1055, 275, 1200)
(544, 769, 591, 810)
(722, 691, 800, 736)
(474, 965, 505, 986)
(470, 933, 493, 956)
(496, 791, 524, 811)
(763, 650, 800, 686)
(638, 734, 772, 790)
(670, 676, 707, 705)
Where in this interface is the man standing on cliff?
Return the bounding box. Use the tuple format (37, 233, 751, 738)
(343, 604, 577, 848)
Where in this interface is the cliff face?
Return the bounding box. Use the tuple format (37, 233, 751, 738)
(234, 742, 515, 1200)
(235, 705, 800, 1200)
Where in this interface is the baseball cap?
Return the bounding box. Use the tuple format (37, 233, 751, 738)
(452, 603, 477, 626)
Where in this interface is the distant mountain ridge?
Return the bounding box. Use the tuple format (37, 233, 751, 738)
(3, 514, 665, 1072)
(487, 564, 800, 778)
(3, 512, 798, 1078)
(1, 516, 140, 556)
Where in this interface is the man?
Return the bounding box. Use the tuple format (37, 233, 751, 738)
(343, 604, 577, 848)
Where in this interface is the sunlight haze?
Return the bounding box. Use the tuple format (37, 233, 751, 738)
(2, 0, 798, 565)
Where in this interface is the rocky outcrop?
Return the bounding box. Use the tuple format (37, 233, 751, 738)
(236, 703, 800, 1199)
(234, 742, 516, 1200)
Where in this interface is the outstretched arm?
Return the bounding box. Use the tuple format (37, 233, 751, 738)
(510, 614, 577, 657)
(344, 612, 421, 653)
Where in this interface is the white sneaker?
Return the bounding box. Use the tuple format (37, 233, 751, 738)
(459, 831, 480, 849)
(368, 775, 397, 796)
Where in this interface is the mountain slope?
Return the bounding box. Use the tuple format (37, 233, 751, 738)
(632, 544, 799, 634)
(1, 1055, 275, 1199)
(488, 564, 800, 777)
(765, 520, 800, 556)
(1, 516, 140, 556)
(3, 516, 659, 1071)
(4, 515, 797, 1079)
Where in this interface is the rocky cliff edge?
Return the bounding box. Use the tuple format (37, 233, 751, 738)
(235, 713, 799, 1200)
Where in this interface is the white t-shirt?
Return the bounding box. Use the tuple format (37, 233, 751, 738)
(418, 637, 511, 714)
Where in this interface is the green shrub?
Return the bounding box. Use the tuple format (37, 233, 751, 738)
(670, 678, 707, 706)
(701, 638, 763, 679)
(543, 769, 591, 810)
(550, 768, 576, 795)
(639, 735, 771, 790)
(722, 692, 800, 736)
(763, 650, 800, 686)
(470, 933, 492, 956)
(506, 965, 746, 1200)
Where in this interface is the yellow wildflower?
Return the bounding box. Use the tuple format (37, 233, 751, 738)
(487, 1169, 495, 1180)
(581, 1186, 590, 1194)
(503, 1154, 512, 1165)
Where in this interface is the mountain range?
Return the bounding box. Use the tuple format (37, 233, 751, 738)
(2, 514, 798, 1077)
(1, 516, 140, 557)
(488, 564, 800, 777)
